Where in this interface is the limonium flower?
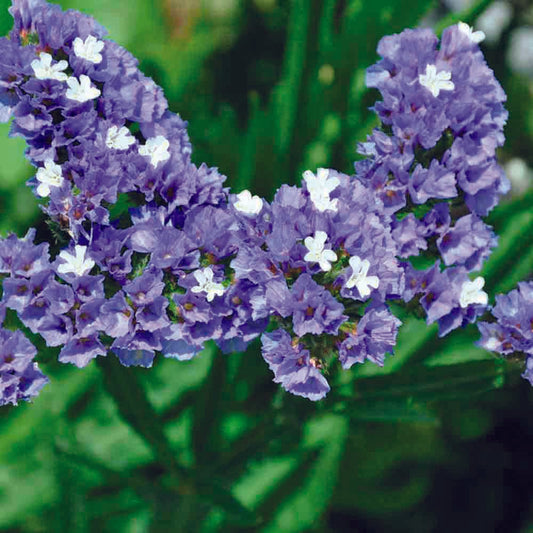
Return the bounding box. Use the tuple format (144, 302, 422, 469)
(478, 281, 533, 384)
(0, 0, 514, 404)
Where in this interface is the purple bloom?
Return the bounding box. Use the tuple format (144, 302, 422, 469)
(261, 329, 330, 401)
(437, 214, 497, 271)
(0, 328, 48, 406)
(338, 305, 401, 369)
(478, 281, 533, 359)
(359, 24, 509, 216)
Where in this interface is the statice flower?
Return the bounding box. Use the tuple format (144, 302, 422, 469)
(359, 23, 508, 217)
(0, 327, 48, 406)
(0, 0, 513, 405)
(478, 282, 533, 384)
(404, 262, 488, 336)
(232, 169, 404, 399)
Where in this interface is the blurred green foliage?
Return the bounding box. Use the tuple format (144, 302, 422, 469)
(1, 0, 533, 531)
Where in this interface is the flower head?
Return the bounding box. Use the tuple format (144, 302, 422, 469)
(106, 125, 135, 150)
(302, 168, 340, 212)
(234, 190, 263, 215)
(458, 21, 485, 44)
(459, 277, 488, 308)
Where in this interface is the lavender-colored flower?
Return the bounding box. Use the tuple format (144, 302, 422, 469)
(478, 282, 533, 376)
(358, 23, 509, 217)
(437, 215, 497, 271)
(338, 305, 401, 369)
(261, 329, 330, 401)
(0, 328, 48, 406)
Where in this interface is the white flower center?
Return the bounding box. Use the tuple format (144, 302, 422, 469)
(345, 255, 379, 298)
(57, 245, 95, 277)
(31, 52, 68, 81)
(234, 190, 263, 215)
(36, 159, 63, 197)
(419, 64, 455, 97)
(458, 22, 485, 44)
(73, 35, 105, 64)
(106, 125, 135, 150)
(138, 136, 171, 168)
(303, 168, 340, 212)
(65, 75, 101, 102)
(303, 231, 337, 272)
(459, 276, 488, 308)
(191, 267, 225, 302)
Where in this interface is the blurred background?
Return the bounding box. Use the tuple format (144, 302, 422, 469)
(0, 0, 533, 531)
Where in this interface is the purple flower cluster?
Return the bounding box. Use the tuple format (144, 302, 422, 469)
(0, 0, 514, 405)
(478, 281, 533, 384)
(229, 170, 404, 399)
(354, 24, 507, 334)
(2, 0, 190, 237)
(358, 24, 508, 216)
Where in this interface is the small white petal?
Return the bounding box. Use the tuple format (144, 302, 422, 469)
(73, 35, 105, 64)
(458, 21, 486, 44)
(35, 159, 63, 197)
(66, 75, 101, 102)
(31, 52, 68, 81)
(234, 190, 263, 215)
(345, 256, 379, 298)
(57, 245, 95, 277)
(106, 125, 135, 150)
(459, 276, 488, 308)
(138, 136, 170, 168)
(191, 267, 225, 302)
(303, 168, 340, 212)
(419, 64, 455, 97)
(303, 231, 337, 272)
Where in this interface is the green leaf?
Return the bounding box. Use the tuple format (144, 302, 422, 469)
(261, 414, 348, 532)
(97, 355, 187, 479)
(335, 360, 518, 405)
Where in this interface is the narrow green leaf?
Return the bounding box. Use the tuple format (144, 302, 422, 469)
(273, 0, 311, 157)
(335, 360, 518, 405)
(97, 355, 187, 479)
(261, 414, 348, 533)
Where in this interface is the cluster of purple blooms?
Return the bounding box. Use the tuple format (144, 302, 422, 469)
(478, 282, 533, 384)
(0, 0, 529, 406)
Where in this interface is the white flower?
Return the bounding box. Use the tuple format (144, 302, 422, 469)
(345, 256, 379, 298)
(35, 159, 63, 197)
(191, 267, 225, 302)
(73, 35, 105, 64)
(65, 75, 101, 102)
(106, 125, 135, 150)
(459, 276, 488, 308)
(31, 52, 68, 81)
(304, 231, 338, 272)
(138, 135, 171, 168)
(234, 190, 263, 215)
(302, 168, 340, 212)
(458, 21, 486, 44)
(57, 245, 95, 277)
(418, 64, 455, 97)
